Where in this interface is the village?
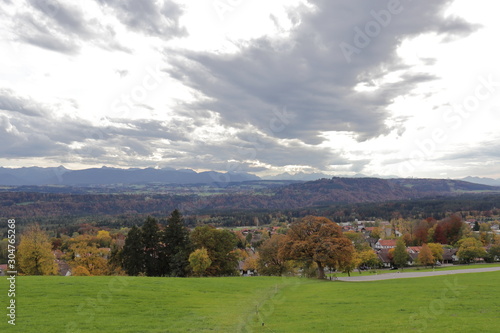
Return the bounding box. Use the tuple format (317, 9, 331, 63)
(235, 218, 500, 276)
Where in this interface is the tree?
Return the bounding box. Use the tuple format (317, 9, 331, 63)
(392, 238, 409, 270)
(245, 233, 253, 245)
(435, 215, 464, 245)
(434, 223, 447, 244)
(257, 234, 291, 276)
(18, 224, 58, 275)
(369, 227, 381, 240)
(344, 232, 370, 251)
(96, 230, 112, 247)
(417, 244, 435, 267)
(121, 226, 144, 276)
(427, 224, 437, 243)
(427, 243, 444, 263)
(190, 226, 239, 276)
(142, 216, 161, 276)
(189, 248, 212, 277)
(357, 249, 381, 269)
(107, 244, 126, 275)
(457, 237, 487, 264)
(161, 210, 192, 277)
(279, 216, 354, 279)
(413, 220, 431, 245)
(66, 240, 109, 276)
(0, 238, 9, 264)
(72, 266, 91, 276)
(473, 221, 480, 231)
(242, 254, 258, 273)
(487, 244, 500, 262)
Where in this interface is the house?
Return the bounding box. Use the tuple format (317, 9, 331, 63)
(376, 249, 392, 268)
(57, 260, 72, 276)
(238, 249, 258, 276)
(365, 236, 379, 249)
(407, 246, 422, 265)
(442, 248, 458, 264)
(374, 239, 397, 250)
(98, 247, 112, 259)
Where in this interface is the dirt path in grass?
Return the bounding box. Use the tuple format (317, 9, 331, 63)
(337, 267, 500, 282)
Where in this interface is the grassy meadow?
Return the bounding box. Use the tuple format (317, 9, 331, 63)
(1, 270, 499, 332)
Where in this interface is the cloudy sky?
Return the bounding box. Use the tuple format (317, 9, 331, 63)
(1, 0, 499, 179)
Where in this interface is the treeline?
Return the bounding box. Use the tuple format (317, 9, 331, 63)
(12, 213, 500, 278)
(14, 214, 363, 279)
(1, 191, 499, 234)
(321, 195, 500, 222)
(120, 210, 240, 277)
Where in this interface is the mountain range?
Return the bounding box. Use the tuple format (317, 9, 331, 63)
(0, 166, 259, 186)
(461, 176, 500, 187)
(0, 166, 499, 189)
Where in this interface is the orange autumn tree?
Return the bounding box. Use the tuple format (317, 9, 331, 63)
(417, 243, 435, 267)
(279, 216, 354, 279)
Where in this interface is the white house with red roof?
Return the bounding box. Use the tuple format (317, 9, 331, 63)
(374, 239, 397, 250)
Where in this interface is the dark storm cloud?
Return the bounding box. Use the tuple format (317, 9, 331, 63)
(167, 0, 479, 145)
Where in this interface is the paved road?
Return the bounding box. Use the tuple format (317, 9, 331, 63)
(337, 267, 500, 282)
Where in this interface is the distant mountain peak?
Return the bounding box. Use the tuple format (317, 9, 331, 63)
(0, 166, 261, 186)
(461, 176, 500, 186)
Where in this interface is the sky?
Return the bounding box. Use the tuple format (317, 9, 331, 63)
(0, 0, 499, 179)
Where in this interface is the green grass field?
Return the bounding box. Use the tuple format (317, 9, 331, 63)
(1, 270, 499, 332)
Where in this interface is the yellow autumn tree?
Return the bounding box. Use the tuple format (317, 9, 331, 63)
(96, 230, 112, 247)
(242, 254, 259, 272)
(67, 240, 109, 276)
(189, 248, 212, 277)
(18, 224, 58, 275)
(427, 243, 444, 263)
(72, 265, 92, 276)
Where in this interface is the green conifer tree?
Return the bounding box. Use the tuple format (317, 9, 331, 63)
(121, 226, 144, 276)
(142, 216, 161, 276)
(162, 210, 192, 277)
